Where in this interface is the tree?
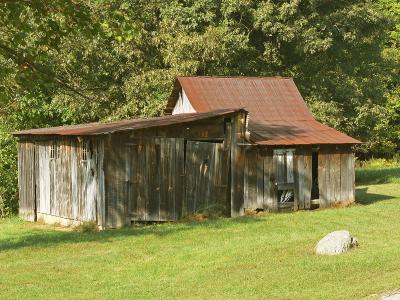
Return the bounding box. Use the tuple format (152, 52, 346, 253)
(0, 0, 396, 215)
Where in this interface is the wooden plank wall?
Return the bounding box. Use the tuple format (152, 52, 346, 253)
(185, 141, 229, 216)
(262, 150, 275, 211)
(103, 113, 235, 227)
(17, 141, 36, 221)
(104, 134, 129, 228)
(293, 147, 312, 210)
(243, 146, 314, 212)
(35, 138, 103, 223)
(318, 147, 355, 207)
(129, 138, 185, 222)
(244, 148, 264, 209)
(104, 136, 186, 227)
(243, 148, 276, 211)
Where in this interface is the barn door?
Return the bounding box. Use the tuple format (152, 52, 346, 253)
(127, 138, 185, 222)
(184, 141, 229, 216)
(273, 149, 295, 210)
(127, 141, 157, 221)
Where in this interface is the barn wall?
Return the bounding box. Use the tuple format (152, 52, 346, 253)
(293, 147, 312, 210)
(103, 134, 128, 228)
(104, 135, 186, 227)
(17, 141, 36, 221)
(318, 146, 355, 207)
(35, 137, 104, 225)
(172, 89, 196, 115)
(242, 147, 276, 211)
(243, 146, 314, 212)
(103, 113, 236, 227)
(185, 140, 230, 215)
(244, 148, 265, 210)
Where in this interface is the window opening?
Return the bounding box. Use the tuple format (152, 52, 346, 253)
(81, 141, 88, 161)
(50, 144, 56, 159)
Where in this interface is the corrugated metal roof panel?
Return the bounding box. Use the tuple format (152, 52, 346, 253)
(249, 120, 360, 145)
(14, 108, 243, 136)
(166, 76, 361, 145)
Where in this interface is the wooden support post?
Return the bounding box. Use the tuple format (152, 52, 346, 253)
(230, 111, 246, 217)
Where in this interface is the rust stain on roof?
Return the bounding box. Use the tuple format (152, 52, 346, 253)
(166, 76, 361, 145)
(14, 108, 243, 136)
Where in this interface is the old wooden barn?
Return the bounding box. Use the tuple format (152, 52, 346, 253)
(15, 76, 361, 228)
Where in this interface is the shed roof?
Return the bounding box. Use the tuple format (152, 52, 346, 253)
(14, 108, 243, 136)
(165, 76, 361, 145)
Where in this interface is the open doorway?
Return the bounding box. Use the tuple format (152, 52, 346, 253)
(311, 149, 319, 200)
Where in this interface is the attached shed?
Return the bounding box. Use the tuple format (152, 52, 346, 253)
(166, 76, 361, 213)
(15, 76, 361, 228)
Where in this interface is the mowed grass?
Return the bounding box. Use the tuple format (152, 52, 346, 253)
(1, 168, 400, 299)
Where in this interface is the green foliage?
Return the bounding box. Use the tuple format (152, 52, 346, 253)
(355, 156, 400, 185)
(356, 166, 400, 185)
(0, 126, 18, 217)
(0, 0, 399, 215)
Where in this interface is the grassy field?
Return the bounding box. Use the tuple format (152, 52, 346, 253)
(1, 167, 400, 299)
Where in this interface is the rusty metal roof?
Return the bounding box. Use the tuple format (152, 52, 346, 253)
(14, 108, 243, 136)
(166, 76, 361, 145)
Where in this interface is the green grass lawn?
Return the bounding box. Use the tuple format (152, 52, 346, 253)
(1, 168, 400, 299)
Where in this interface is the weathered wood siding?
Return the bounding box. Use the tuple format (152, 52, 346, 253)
(185, 141, 229, 215)
(17, 141, 36, 221)
(103, 113, 240, 227)
(243, 148, 276, 211)
(243, 146, 314, 212)
(104, 135, 185, 227)
(128, 138, 185, 223)
(293, 147, 312, 210)
(244, 148, 264, 209)
(172, 89, 196, 115)
(104, 136, 230, 226)
(35, 138, 104, 223)
(318, 147, 355, 207)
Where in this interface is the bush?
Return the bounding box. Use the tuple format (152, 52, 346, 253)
(356, 156, 400, 169)
(356, 156, 400, 185)
(0, 128, 18, 217)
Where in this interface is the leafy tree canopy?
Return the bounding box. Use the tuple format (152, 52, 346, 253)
(0, 0, 398, 215)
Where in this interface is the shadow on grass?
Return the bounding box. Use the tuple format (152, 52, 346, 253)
(356, 187, 395, 205)
(0, 215, 263, 252)
(356, 167, 400, 186)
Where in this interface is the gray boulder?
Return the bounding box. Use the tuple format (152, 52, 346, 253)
(381, 293, 400, 300)
(315, 230, 358, 255)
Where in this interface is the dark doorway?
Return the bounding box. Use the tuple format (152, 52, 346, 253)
(311, 151, 319, 199)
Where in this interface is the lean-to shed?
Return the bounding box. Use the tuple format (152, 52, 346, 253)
(15, 76, 361, 228)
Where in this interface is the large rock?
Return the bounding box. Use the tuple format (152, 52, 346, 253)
(381, 293, 400, 300)
(315, 230, 358, 255)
